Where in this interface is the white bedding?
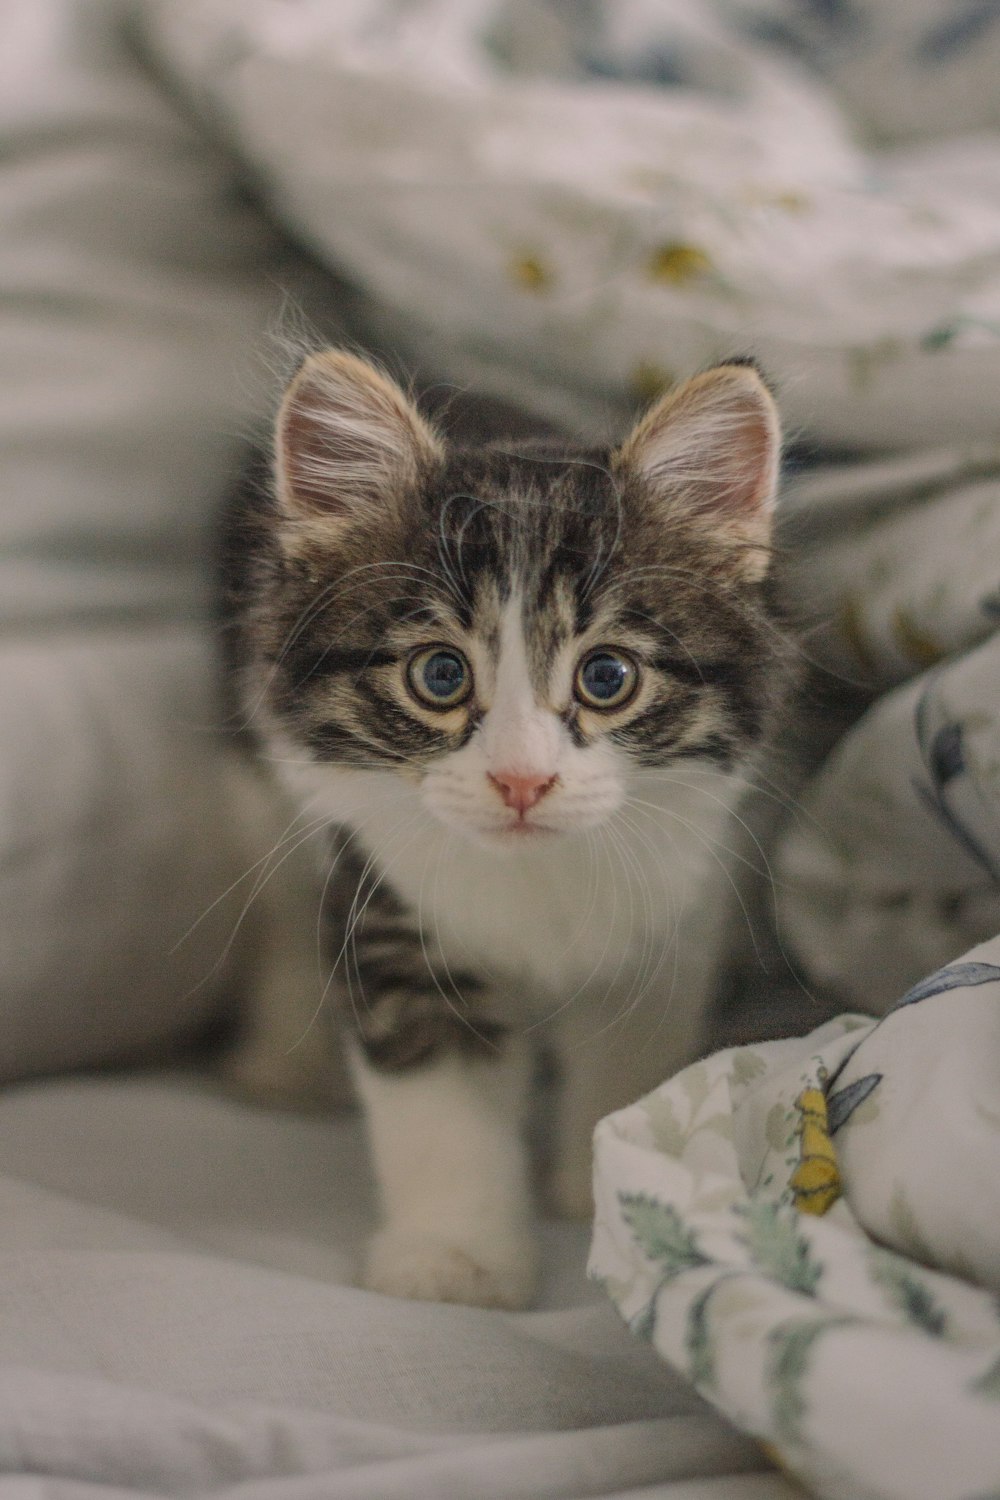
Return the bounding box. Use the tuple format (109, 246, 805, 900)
(1, 2, 999, 1497)
(0, 1071, 794, 1498)
(141, 0, 1000, 451)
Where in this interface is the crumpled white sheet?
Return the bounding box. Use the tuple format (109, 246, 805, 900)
(0, 1073, 792, 1499)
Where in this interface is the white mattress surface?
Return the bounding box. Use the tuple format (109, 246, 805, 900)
(0, 1071, 797, 1498)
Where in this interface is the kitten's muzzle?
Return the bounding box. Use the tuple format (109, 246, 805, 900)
(487, 770, 558, 816)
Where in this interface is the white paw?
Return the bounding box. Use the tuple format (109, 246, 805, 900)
(362, 1229, 538, 1309)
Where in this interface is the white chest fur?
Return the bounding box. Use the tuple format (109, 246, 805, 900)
(284, 758, 738, 1024)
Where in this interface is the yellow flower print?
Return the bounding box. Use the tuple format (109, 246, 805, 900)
(646, 242, 713, 286)
(789, 1086, 842, 1217)
(508, 252, 555, 292)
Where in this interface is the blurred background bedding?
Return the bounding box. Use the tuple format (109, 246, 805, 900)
(0, 2, 998, 1496)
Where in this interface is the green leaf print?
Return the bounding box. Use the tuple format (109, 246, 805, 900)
(679, 1061, 711, 1117)
(730, 1050, 768, 1088)
(685, 1281, 720, 1390)
(642, 1091, 687, 1157)
(629, 1298, 658, 1343)
(765, 1101, 792, 1153)
(619, 1194, 710, 1278)
(739, 1201, 823, 1295)
(768, 1316, 854, 1446)
(868, 1248, 948, 1337)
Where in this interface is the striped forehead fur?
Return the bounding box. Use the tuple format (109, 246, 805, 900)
(227, 353, 790, 779)
(244, 452, 783, 773)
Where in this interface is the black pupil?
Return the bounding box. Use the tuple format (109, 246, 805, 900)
(582, 653, 628, 701)
(423, 652, 465, 699)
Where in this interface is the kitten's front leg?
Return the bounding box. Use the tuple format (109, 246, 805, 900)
(350, 1031, 537, 1309)
(329, 831, 537, 1307)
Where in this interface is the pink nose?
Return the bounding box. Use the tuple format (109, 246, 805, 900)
(488, 771, 557, 815)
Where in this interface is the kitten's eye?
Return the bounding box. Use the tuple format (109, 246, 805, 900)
(407, 647, 472, 709)
(574, 649, 638, 710)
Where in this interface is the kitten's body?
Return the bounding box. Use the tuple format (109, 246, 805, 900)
(222, 353, 787, 1308)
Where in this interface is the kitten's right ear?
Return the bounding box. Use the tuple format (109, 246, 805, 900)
(616, 361, 781, 580)
(274, 350, 443, 521)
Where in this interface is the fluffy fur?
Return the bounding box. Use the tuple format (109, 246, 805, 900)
(221, 350, 788, 1307)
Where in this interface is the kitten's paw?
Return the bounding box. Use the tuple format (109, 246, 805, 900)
(362, 1229, 538, 1309)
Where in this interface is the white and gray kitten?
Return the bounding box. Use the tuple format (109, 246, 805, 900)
(221, 350, 786, 1308)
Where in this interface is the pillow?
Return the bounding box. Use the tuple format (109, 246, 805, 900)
(0, 628, 248, 1079)
(140, 0, 1000, 450)
(0, 0, 331, 1079)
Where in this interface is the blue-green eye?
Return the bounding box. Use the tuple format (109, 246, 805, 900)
(575, 649, 638, 710)
(407, 647, 472, 709)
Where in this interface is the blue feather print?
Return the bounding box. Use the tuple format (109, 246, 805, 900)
(928, 721, 965, 786)
(912, 679, 1000, 879)
(827, 1073, 883, 1134)
(893, 960, 1000, 1010)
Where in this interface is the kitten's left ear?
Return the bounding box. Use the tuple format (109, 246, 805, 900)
(616, 362, 780, 580)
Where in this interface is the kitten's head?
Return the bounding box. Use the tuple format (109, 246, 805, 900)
(249, 349, 784, 848)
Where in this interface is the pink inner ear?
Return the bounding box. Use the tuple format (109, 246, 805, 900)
(711, 401, 779, 521)
(274, 350, 443, 521)
(278, 395, 348, 516)
(626, 366, 781, 535)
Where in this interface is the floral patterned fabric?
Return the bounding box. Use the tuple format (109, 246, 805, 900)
(590, 941, 1000, 1500)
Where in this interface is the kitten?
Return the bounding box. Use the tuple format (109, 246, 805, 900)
(221, 349, 786, 1309)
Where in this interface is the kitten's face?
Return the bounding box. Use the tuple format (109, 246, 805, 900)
(251, 353, 783, 849)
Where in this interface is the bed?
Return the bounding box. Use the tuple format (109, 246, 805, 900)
(1, 4, 998, 1496)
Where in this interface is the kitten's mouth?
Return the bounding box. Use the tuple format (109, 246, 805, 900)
(486, 816, 562, 845)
